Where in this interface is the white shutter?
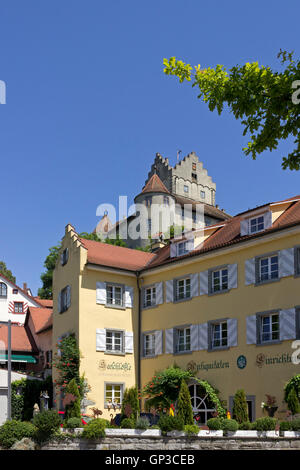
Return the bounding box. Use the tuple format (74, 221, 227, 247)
(240, 219, 249, 236)
(191, 273, 199, 298)
(279, 248, 295, 278)
(185, 238, 194, 252)
(166, 280, 174, 303)
(58, 291, 62, 314)
(155, 282, 163, 305)
(170, 243, 177, 258)
(199, 271, 208, 295)
(198, 323, 208, 350)
(96, 329, 106, 351)
(66, 285, 71, 308)
(125, 331, 134, 353)
(280, 309, 296, 341)
(246, 315, 257, 344)
(191, 324, 199, 351)
(228, 264, 238, 289)
(227, 318, 238, 347)
(263, 211, 272, 230)
(125, 286, 134, 308)
(245, 258, 255, 285)
(155, 330, 163, 355)
(96, 282, 106, 304)
(165, 328, 174, 354)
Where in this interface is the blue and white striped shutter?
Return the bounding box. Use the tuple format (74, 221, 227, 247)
(96, 329, 106, 351)
(280, 309, 296, 341)
(125, 286, 134, 308)
(191, 273, 199, 298)
(186, 238, 194, 252)
(240, 220, 249, 236)
(245, 258, 255, 285)
(96, 282, 106, 304)
(228, 264, 238, 289)
(58, 291, 62, 313)
(279, 248, 295, 278)
(199, 271, 208, 295)
(125, 331, 134, 353)
(198, 323, 208, 350)
(227, 318, 238, 347)
(263, 211, 272, 229)
(170, 243, 177, 258)
(246, 315, 257, 344)
(155, 282, 163, 305)
(191, 324, 199, 351)
(155, 330, 163, 355)
(66, 285, 71, 308)
(166, 280, 174, 303)
(165, 328, 174, 354)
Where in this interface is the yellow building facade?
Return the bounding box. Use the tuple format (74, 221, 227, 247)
(52, 196, 300, 422)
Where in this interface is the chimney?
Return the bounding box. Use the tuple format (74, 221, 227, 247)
(23, 283, 28, 293)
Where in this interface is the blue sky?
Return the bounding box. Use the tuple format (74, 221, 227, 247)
(0, 1, 299, 295)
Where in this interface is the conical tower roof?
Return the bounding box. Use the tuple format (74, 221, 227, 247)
(141, 173, 170, 195)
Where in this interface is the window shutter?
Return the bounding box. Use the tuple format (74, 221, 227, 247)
(199, 271, 208, 295)
(279, 248, 295, 278)
(165, 328, 174, 354)
(190, 324, 199, 351)
(140, 333, 145, 357)
(125, 331, 134, 353)
(170, 243, 177, 258)
(58, 291, 62, 314)
(280, 309, 296, 341)
(198, 323, 208, 350)
(185, 238, 194, 252)
(66, 285, 71, 309)
(155, 282, 163, 305)
(125, 286, 134, 308)
(240, 219, 249, 236)
(155, 330, 163, 355)
(245, 258, 255, 285)
(96, 282, 106, 304)
(96, 329, 106, 351)
(227, 318, 238, 347)
(166, 280, 174, 303)
(246, 315, 257, 344)
(191, 273, 199, 298)
(263, 211, 272, 229)
(228, 264, 238, 290)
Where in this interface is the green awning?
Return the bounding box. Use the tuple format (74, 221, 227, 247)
(0, 354, 37, 364)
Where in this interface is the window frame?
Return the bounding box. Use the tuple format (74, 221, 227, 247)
(257, 311, 280, 345)
(249, 215, 265, 234)
(0, 282, 7, 298)
(200, 190, 206, 199)
(145, 196, 152, 207)
(255, 252, 279, 285)
(183, 185, 189, 194)
(143, 285, 156, 309)
(60, 286, 69, 313)
(209, 320, 229, 350)
(174, 276, 191, 302)
(174, 326, 191, 354)
(13, 301, 24, 314)
(104, 382, 124, 409)
(209, 266, 229, 295)
(143, 332, 156, 357)
(61, 248, 69, 266)
(105, 329, 125, 355)
(105, 283, 125, 309)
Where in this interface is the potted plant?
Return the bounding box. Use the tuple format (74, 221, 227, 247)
(261, 395, 278, 417)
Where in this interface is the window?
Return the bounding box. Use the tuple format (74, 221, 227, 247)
(211, 322, 228, 349)
(13, 289, 18, 295)
(144, 286, 156, 307)
(163, 195, 169, 206)
(258, 255, 279, 282)
(295, 247, 300, 275)
(177, 241, 188, 257)
(106, 330, 124, 353)
(0, 283, 7, 298)
(147, 218, 152, 233)
(105, 384, 123, 407)
(14, 302, 23, 313)
(192, 163, 197, 171)
(184, 185, 189, 193)
(145, 196, 152, 207)
(200, 191, 205, 199)
(176, 277, 191, 300)
(106, 284, 123, 307)
(60, 286, 69, 313)
(211, 268, 228, 293)
(176, 327, 191, 353)
(249, 215, 264, 234)
(192, 173, 197, 181)
(144, 333, 155, 356)
(260, 313, 279, 343)
(61, 248, 69, 266)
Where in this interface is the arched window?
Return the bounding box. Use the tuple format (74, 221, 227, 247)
(0, 282, 7, 298)
(188, 382, 216, 424)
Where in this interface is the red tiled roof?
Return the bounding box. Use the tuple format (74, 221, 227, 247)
(141, 174, 170, 195)
(27, 307, 53, 334)
(80, 238, 156, 271)
(0, 324, 37, 353)
(0, 273, 43, 307)
(33, 298, 53, 308)
(174, 195, 231, 221)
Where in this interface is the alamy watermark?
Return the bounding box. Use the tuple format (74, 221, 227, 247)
(0, 80, 6, 104)
(292, 80, 300, 105)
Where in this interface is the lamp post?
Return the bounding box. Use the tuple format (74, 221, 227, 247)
(0, 320, 11, 421)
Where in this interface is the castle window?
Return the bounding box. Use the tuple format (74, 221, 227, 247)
(147, 218, 152, 233)
(192, 163, 196, 171)
(145, 196, 152, 207)
(184, 185, 189, 194)
(192, 173, 197, 181)
(200, 191, 205, 199)
(163, 196, 169, 206)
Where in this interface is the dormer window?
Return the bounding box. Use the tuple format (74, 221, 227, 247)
(240, 211, 272, 237)
(178, 241, 188, 256)
(250, 215, 264, 234)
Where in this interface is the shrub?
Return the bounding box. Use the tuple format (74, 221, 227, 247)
(286, 388, 300, 415)
(252, 417, 277, 431)
(222, 419, 238, 432)
(121, 387, 140, 424)
(290, 419, 300, 431)
(120, 418, 135, 429)
(232, 389, 249, 424)
(64, 378, 81, 421)
(280, 421, 292, 431)
(238, 421, 251, 430)
(284, 374, 300, 414)
(0, 420, 37, 449)
(64, 417, 83, 429)
(32, 410, 62, 442)
(135, 417, 150, 430)
(81, 419, 106, 439)
(150, 425, 160, 429)
(184, 424, 199, 436)
(207, 418, 222, 430)
(11, 437, 36, 450)
(177, 380, 194, 425)
(157, 415, 184, 434)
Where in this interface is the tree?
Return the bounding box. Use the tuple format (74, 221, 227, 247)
(232, 389, 249, 423)
(64, 378, 81, 421)
(121, 386, 140, 424)
(163, 50, 300, 170)
(0, 261, 16, 284)
(38, 245, 61, 299)
(177, 379, 194, 425)
(286, 387, 300, 415)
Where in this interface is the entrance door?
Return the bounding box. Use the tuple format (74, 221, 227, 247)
(188, 383, 216, 424)
(0, 389, 8, 425)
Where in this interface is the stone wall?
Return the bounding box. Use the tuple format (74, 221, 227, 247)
(41, 436, 300, 451)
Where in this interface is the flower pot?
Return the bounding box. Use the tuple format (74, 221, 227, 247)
(264, 406, 278, 417)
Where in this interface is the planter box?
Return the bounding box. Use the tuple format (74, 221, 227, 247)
(166, 431, 186, 437)
(226, 431, 258, 438)
(282, 431, 300, 438)
(105, 428, 161, 437)
(198, 430, 223, 437)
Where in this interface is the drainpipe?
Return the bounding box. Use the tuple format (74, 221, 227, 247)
(136, 271, 142, 407)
